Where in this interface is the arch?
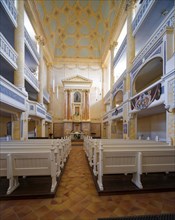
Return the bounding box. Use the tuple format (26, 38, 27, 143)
(112, 90, 123, 108)
(132, 57, 163, 96)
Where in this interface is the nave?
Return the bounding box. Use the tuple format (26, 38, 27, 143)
(1, 145, 175, 220)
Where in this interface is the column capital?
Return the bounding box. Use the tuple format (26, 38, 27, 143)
(35, 35, 46, 46)
(46, 62, 53, 68)
(110, 41, 117, 51)
(125, 0, 135, 11)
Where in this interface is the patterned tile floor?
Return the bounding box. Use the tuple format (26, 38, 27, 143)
(0, 146, 175, 220)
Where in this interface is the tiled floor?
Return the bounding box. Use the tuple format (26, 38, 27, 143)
(0, 146, 175, 220)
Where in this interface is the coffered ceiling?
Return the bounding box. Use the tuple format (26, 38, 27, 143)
(34, 0, 124, 62)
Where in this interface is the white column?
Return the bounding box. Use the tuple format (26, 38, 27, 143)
(14, 0, 25, 91)
(36, 36, 45, 105)
(64, 90, 68, 120)
(85, 90, 90, 120)
(126, 0, 135, 93)
(124, 0, 136, 139)
(47, 63, 53, 114)
(67, 90, 71, 120)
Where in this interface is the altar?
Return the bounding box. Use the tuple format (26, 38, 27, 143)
(70, 132, 84, 140)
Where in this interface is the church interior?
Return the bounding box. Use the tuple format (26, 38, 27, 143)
(0, 0, 175, 219)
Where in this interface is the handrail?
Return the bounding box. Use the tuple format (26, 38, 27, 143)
(24, 28, 40, 63)
(0, 32, 18, 69)
(24, 65, 39, 91)
(0, 0, 17, 27)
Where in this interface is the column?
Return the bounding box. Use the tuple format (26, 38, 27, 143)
(47, 63, 53, 136)
(125, 0, 135, 93)
(47, 63, 53, 114)
(14, 0, 25, 91)
(82, 90, 86, 120)
(109, 42, 117, 138)
(67, 90, 71, 120)
(37, 119, 45, 137)
(36, 36, 45, 105)
(14, 0, 27, 140)
(101, 65, 106, 114)
(64, 90, 68, 120)
(109, 42, 117, 109)
(85, 90, 90, 120)
(12, 113, 20, 140)
(124, 0, 135, 139)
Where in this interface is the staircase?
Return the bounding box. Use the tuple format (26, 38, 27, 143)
(71, 139, 84, 146)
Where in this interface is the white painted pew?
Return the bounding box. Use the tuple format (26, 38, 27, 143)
(1, 139, 69, 170)
(84, 137, 168, 166)
(97, 146, 175, 191)
(5, 150, 57, 195)
(1, 145, 62, 177)
(2, 137, 71, 168)
(91, 142, 172, 175)
(0, 153, 20, 195)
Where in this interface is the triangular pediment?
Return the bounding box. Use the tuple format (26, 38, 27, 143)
(62, 75, 92, 89)
(62, 75, 92, 83)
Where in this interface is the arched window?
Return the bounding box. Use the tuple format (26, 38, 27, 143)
(74, 91, 81, 102)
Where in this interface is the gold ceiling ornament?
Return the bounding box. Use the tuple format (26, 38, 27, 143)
(35, 35, 46, 46)
(34, 0, 124, 61)
(109, 41, 118, 50)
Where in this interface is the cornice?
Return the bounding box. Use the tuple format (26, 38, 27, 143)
(53, 57, 102, 65)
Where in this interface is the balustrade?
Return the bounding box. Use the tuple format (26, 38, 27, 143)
(24, 28, 40, 63)
(131, 7, 175, 79)
(0, 0, 17, 27)
(43, 90, 50, 103)
(132, 0, 155, 36)
(0, 32, 18, 69)
(0, 75, 27, 111)
(24, 65, 39, 91)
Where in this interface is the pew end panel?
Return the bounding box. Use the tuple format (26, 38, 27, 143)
(7, 152, 57, 194)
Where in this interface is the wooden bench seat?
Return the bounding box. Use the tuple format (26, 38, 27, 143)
(0, 149, 57, 195)
(97, 146, 175, 191)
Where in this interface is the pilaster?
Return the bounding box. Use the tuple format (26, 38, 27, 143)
(12, 113, 20, 140)
(37, 119, 45, 137)
(21, 112, 28, 140)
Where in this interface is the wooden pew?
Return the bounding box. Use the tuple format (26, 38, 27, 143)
(97, 145, 175, 191)
(0, 153, 20, 195)
(1, 138, 71, 170)
(91, 141, 172, 175)
(6, 150, 57, 195)
(84, 137, 168, 167)
(1, 143, 62, 177)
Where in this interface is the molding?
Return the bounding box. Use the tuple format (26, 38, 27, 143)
(53, 57, 101, 65)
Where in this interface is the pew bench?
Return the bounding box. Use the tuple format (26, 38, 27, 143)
(0, 149, 57, 195)
(92, 143, 173, 175)
(97, 147, 175, 191)
(84, 138, 168, 167)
